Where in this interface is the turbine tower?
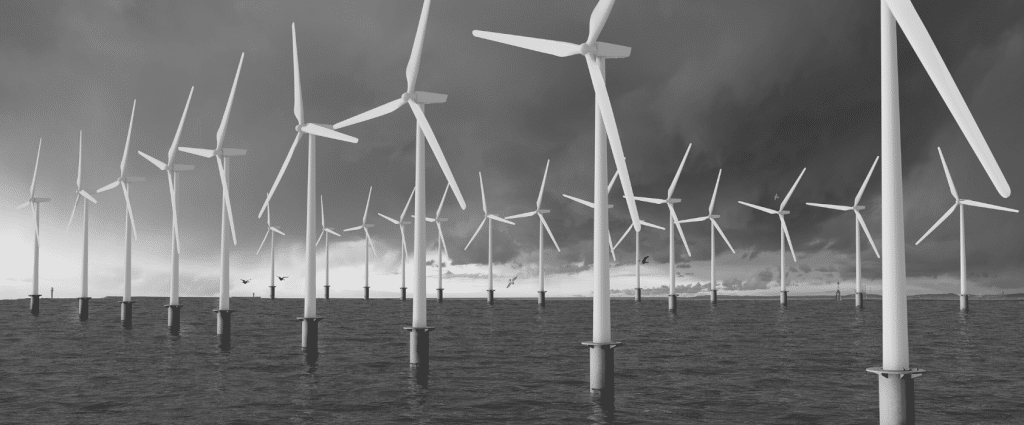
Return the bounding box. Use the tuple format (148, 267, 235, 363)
(422, 184, 451, 303)
(67, 131, 99, 320)
(738, 167, 805, 307)
(871, 2, 1012, 419)
(258, 24, 359, 353)
(464, 173, 515, 306)
(474, 0, 645, 397)
(612, 219, 665, 302)
(805, 157, 880, 310)
(378, 188, 415, 301)
(343, 187, 377, 301)
(678, 169, 735, 304)
(331, 0, 466, 374)
(506, 160, 561, 307)
(97, 100, 144, 328)
(316, 195, 342, 300)
(634, 144, 693, 312)
(914, 147, 1018, 312)
(138, 86, 195, 334)
(16, 137, 50, 316)
(180, 52, 247, 341)
(256, 198, 285, 300)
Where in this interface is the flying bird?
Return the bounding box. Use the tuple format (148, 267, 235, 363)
(774, 193, 780, 201)
(277, 276, 288, 281)
(506, 275, 518, 288)
(641, 256, 650, 264)
(241, 279, 250, 284)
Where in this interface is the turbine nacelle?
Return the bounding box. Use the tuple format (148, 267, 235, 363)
(709, 214, 721, 219)
(539, 209, 551, 214)
(579, 41, 631, 59)
(778, 210, 790, 215)
(401, 91, 448, 105)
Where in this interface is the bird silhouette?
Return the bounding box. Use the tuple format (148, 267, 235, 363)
(277, 276, 288, 281)
(506, 274, 519, 288)
(774, 193, 780, 200)
(241, 279, 250, 284)
(641, 256, 650, 264)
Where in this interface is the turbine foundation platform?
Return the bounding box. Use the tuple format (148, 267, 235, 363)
(486, 289, 495, 306)
(214, 309, 233, 337)
(867, 367, 925, 424)
(583, 341, 623, 401)
(324, 285, 330, 300)
(436, 288, 443, 303)
(119, 301, 134, 328)
(78, 297, 91, 321)
(297, 317, 324, 352)
(400, 286, 407, 301)
(711, 289, 718, 305)
(960, 294, 969, 312)
(538, 290, 546, 307)
(165, 304, 182, 334)
(835, 290, 842, 302)
(29, 294, 41, 316)
(404, 326, 435, 371)
(269, 286, 276, 300)
(667, 294, 677, 313)
(363, 286, 369, 300)
(634, 287, 641, 302)
(780, 290, 788, 307)
(855, 292, 864, 309)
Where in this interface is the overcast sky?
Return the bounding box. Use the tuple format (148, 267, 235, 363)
(2, 0, 1022, 299)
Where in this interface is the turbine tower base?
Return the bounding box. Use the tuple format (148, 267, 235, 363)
(78, 297, 91, 321)
(401, 286, 407, 301)
(363, 286, 369, 300)
(405, 326, 434, 371)
(855, 292, 864, 309)
(780, 290, 788, 307)
(711, 289, 718, 305)
(269, 286, 275, 300)
(29, 294, 41, 316)
(214, 309, 232, 337)
(324, 285, 330, 300)
(867, 367, 924, 424)
(538, 290, 546, 307)
(634, 287, 641, 302)
(436, 288, 443, 303)
(583, 341, 623, 401)
(667, 294, 677, 313)
(836, 290, 842, 302)
(119, 301, 134, 328)
(298, 317, 324, 352)
(165, 304, 182, 334)
(960, 294, 968, 312)
(486, 289, 495, 306)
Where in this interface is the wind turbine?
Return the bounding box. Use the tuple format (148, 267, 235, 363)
(96, 100, 144, 327)
(474, 0, 643, 398)
(258, 23, 359, 352)
(422, 184, 451, 303)
(612, 219, 665, 302)
(16, 137, 50, 316)
(256, 198, 285, 300)
(678, 169, 735, 305)
(67, 131, 99, 320)
(506, 160, 561, 307)
(331, 0, 466, 372)
(378, 188, 414, 301)
(914, 147, 1017, 313)
(634, 145, 693, 312)
(316, 195, 342, 300)
(180, 52, 247, 339)
(138, 86, 195, 333)
(738, 167, 805, 307)
(465, 173, 515, 306)
(805, 156, 880, 310)
(563, 170, 621, 262)
(870, 2, 1012, 419)
(345, 187, 378, 301)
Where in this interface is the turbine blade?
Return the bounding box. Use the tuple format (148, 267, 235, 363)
(316, 229, 325, 246)
(97, 180, 120, 193)
(178, 147, 216, 158)
(667, 143, 691, 198)
(408, 101, 466, 209)
(167, 171, 181, 254)
(29, 137, 42, 197)
(333, 98, 404, 129)
(438, 224, 450, 259)
(738, 201, 777, 215)
(79, 190, 97, 204)
(216, 54, 244, 150)
(885, 0, 1010, 198)
(326, 228, 342, 237)
(16, 201, 31, 210)
(365, 228, 378, 257)
(257, 229, 271, 255)
(400, 225, 409, 257)
(676, 216, 708, 224)
(363, 186, 373, 224)
(435, 183, 449, 218)
(379, 213, 399, 225)
(563, 194, 595, 209)
(138, 150, 167, 170)
(471, 30, 579, 57)
(640, 220, 665, 231)
(259, 131, 303, 218)
(779, 167, 806, 210)
(406, 0, 431, 92)
(539, 214, 561, 252)
(585, 55, 640, 231)
(66, 194, 81, 231)
(634, 196, 666, 205)
(587, 0, 615, 44)
(914, 203, 958, 245)
(536, 159, 550, 209)
(291, 23, 303, 125)
(120, 100, 137, 175)
(607, 170, 619, 193)
(170, 86, 194, 163)
(465, 218, 487, 250)
(490, 215, 516, 226)
(478, 172, 488, 213)
(854, 156, 879, 205)
(301, 123, 358, 143)
(320, 195, 325, 228)
(937, 147, 958, 200)
(961, 199, 1019, 213)
(343, 225, 362, 232)
(806, 202, 852, 211)
(216, 158, 237, 245)
(76, 131, 83, 190)
(670, 207, 691, 257)
(271, 227, 285, 236)
(709, 169, 722, 214)
(505, 211, 536, 220)
(122, 183, 139, 241)
(401, 187, 415, 220)
(855, 211, 880, 259)
(711, 219, 735, 254)
(780, 216, 796, 262)
(608, 234, 617, 262)
(613, 226, 631, 250)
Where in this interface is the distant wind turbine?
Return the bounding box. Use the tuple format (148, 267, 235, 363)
(67, 131, 98, 320)
(423, 184, 451, 303)
(465, 173, 515, 306)
(612, 218, 665, 302)
(563, 170, 621, 262)
(344, 187, 377, 300)
(506, 160, 561, 307)
(378, 188, 415, 301)
(678, 169, 735, 304)
(256, 198, 285, 300)
(17, 137, 50, 316)
(316, 195, 342, 300)
(738, 167, 805, 306)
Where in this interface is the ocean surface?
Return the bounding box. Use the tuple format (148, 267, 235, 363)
(1, 296, 1022, 424)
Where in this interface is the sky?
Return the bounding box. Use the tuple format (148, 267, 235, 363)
(2, 0, 1023, 300)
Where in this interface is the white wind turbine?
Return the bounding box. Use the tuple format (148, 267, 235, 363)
(563, 170, 621, 262)
(634, 144, 693, 311)
(256, 198, 285, 300)
(678, 169, 735, 304)
(67, 131, 99, 320)
(422, 184, 451, 302)
(738, 167, 805, 306)
(465, 173, 516, 305)
(331, 1, 467, 361)
(871, 2, 1012, 418)
(138, 86, 195, 330)
(344, 187, 378, 301)
(612, 218, 665, 302)
(316, 195, 342, 300)
(474, 0, 644, 397)
(506, 160, 561, 307)
(16, 137, 50, 316)
(805, 157, 880, 310)
(378, 188, 415, 301)
(258, 23, 359, 350)
(914, 147, 1017, 312)
(180, 53, 247, 336)
(96, 100, 144, 325)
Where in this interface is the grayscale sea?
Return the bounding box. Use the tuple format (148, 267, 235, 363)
(1, 297, 1022, 424)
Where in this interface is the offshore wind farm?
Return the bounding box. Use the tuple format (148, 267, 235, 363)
(2, 1, 1023, 423)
